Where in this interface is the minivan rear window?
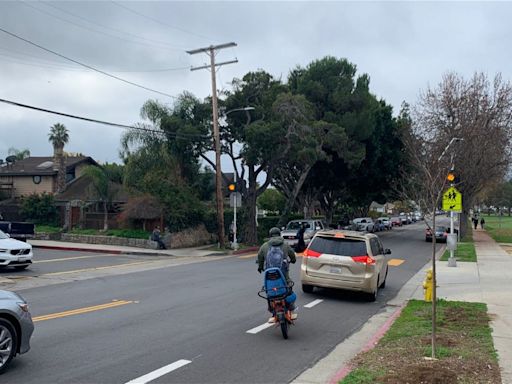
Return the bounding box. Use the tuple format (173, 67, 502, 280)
(309, 236, 367, 256)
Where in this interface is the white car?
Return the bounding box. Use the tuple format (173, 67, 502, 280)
(352, 218, 375, 232)
(378, 217, 393, 230)
(0, 230, 33, 270)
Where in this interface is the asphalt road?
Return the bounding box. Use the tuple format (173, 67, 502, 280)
(2, 222, 444, 384)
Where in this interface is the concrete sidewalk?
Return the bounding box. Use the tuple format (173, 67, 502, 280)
(293, 229, 512, 384)
(28, 239, 227, 257)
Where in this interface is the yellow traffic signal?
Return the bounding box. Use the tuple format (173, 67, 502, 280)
(447, 172, 455, 182)
(228, 183, 236, 192)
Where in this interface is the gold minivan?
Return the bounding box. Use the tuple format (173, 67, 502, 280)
(300, 230, 390, 301)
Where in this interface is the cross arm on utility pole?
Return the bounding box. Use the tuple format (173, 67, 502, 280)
(186, 42, 237, 55)
(190, 59, 238, 72)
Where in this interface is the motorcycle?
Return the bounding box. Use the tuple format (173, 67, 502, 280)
(257, 267, 296, 339)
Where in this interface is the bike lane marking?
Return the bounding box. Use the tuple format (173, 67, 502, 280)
(124, 359, 192, 384)
(387, 258, 405, 266)
(304, 299, 323, 308)
(246, 322, 274, 334)
(33, 254, 121, 263)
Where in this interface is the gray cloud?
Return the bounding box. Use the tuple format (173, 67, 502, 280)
(1, 1, 512, 167)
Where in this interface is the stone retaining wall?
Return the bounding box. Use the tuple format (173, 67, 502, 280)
(37, 224, 215, 249)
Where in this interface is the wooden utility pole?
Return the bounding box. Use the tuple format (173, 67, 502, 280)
(187, 42, 238, 248)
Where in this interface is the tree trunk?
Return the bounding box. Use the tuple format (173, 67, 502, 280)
(103, 201, 108, 231)
(278, 165, 313, 227)
(244, 166, 258, 245)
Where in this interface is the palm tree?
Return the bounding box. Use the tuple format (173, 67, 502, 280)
(48, 123, 69, 193)
(8, 147, 31, 160)
(82, 166, 113, 231)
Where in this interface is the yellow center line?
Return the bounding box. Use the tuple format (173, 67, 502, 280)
(388, 258, 405, 266)
(42, 261, 156, 276)
(34, 254, 121, 263)
(238, 253, 257, 259)
(33, 300, 134, 322)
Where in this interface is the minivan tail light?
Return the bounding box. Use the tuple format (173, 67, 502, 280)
(351, 255, 376, 265)
(304, 248, 322, 257)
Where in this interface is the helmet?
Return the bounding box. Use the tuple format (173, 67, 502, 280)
(269, 227, 281, 237)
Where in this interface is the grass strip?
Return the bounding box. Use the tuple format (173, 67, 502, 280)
(341, 299, 500, 384)
(440, 242, 477, 262)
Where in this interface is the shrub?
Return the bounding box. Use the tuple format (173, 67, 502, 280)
(20, 192, 58, 225)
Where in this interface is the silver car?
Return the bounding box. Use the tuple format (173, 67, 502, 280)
(0, 290, 34, 373)
(281, 220, 324, 249)
(300, 230, 390, 301)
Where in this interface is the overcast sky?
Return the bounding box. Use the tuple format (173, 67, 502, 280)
(1, 1, 511, 170)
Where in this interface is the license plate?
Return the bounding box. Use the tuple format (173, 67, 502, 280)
(330, 267, 342, 274)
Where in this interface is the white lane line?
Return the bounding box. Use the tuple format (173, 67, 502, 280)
(246, 322, 274, 334)
(125, 359, 192, 384)
(304, 299, 323, 308)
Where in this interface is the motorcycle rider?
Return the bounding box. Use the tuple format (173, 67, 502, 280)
(257, 227, 297, 319)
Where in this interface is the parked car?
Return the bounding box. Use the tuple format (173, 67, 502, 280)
(281, 220, 325, 250)
(390, 217, 402, 227)
(0, 222, 35, 242)
(378, 217, 392, 230)
(399, 215, 408, 225)
(0, 290, 34, 373)
(374, 219, 386, 232)
(300, 230, 390, 301)
(352, 217, 375, 232)
(425, 226, 449, 242)
(0, 230, 33, 270)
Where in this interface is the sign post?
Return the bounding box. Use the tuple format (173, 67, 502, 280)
(442, 186, 462, 267)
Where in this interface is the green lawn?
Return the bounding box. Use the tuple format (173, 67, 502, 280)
(484, 215, 512, 243)
(341, 300, 499, 384)
(441, 242, 477, 262)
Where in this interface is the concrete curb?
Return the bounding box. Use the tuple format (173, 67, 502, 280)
(328, 304, 406, 383)
(231, 246, 259, 255)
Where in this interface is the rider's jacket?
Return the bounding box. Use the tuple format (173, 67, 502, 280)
(257, 236, 297, 280)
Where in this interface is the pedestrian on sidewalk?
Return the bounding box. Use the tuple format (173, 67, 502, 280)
(480, 217, 485, 230)
(473, 216, 478, 230)
(151, 226, 166, 249)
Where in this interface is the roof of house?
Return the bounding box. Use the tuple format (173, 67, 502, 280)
(0, 156, 98, 176)
(55, 174, 129, 203)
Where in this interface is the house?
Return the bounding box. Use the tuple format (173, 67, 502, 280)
(0, 156, 98, 198)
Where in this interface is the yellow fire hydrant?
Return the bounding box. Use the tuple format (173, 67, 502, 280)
(423, 268, 433, 302)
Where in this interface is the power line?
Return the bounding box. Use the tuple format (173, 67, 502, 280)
(20, 1, 186, 52)
(0, 97, 210, 139)
(0, 26, 177, 99)
(111, 1, 213, 43)
(0, 45, 191, 73)
(42, 1, 189, 51)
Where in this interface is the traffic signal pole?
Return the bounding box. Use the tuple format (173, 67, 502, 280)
(233, 172, 238, 250)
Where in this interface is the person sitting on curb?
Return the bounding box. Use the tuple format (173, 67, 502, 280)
(151, 226, 166, 250)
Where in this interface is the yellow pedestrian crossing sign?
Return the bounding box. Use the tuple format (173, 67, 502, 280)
(442, 186, 462, 212)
